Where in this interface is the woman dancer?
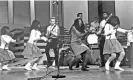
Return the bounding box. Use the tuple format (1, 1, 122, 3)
(0, 26, 18, 70)
(103, 16, 128, 71)
(69, 18, 92, 71)
(22, 20, 48, 71)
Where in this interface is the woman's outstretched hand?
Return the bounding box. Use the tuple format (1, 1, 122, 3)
(16, 37, 21, 42)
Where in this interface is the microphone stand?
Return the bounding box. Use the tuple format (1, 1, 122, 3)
(52, 0, 66, 78)
(51, 43, 66, 78)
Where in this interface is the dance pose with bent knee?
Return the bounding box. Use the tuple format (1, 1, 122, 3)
(0, 26, 18, 71)
(22, 20, 48, 71)
(69, 18, 92, 71)
(103, 16, 128, 71)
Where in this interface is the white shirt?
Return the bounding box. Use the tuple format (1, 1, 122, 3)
(104, 24, 127, 39)
(28, 29, 47, 44)
(97, 20, 106, 34)
(90, 21, 99, 31)
(100, 20, 106, 28)
(0, 35, 16, 49)
(127, 30, 133, 42)
(46, 24, 59, 38)
(127, 30, 133, 46)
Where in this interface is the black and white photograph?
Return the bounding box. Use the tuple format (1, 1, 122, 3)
(0, 0, 133, 80)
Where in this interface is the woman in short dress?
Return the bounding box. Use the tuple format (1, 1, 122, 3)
(69, 18, 92, 71)
(103, 16, 128, 71)
(0, 26, 18, 70)
(22, 20, 48, 71)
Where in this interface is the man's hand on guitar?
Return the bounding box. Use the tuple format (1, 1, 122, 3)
(48, 39, 52, 43)
(16, 37, 21, 42)
(50, 31, 56, 35)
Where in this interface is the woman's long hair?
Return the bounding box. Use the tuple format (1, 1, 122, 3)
(107, 16, 120, 26)
(1, 26, 10, 35)
(72, 18, 85, 33)
(30, 20, 41, 31)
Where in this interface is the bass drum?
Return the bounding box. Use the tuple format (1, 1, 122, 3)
(87, 34, 98, 44)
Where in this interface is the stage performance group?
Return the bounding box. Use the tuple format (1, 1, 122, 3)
(0, 12, 131, 72)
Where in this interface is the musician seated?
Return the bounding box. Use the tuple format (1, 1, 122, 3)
(90, 17, 99, 32)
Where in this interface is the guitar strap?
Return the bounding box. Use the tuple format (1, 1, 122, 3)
(101, 22, 107, 34)
(50, 25, 56, 33)
(48, 25, 57, 39)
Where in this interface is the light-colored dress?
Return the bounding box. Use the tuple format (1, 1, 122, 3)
(70, 26, 90, 56)
(22, 29, 47, 59)
(103, 24, 127, 54)
(0, 35, 16, 62)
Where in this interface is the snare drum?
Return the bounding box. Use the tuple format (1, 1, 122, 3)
(87, 34, 98, 44)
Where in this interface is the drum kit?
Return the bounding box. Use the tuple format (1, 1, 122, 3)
(84, 27, 99, 45)
(83, 28, 101, 65)
(85, 13, 113, 45)
(87, 31, 98, 45)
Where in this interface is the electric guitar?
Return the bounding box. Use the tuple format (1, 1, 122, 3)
(97, 13, 113, 41)
(46, 24, 59, 43)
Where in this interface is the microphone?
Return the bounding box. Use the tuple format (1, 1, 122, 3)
(52, 0, 59, 5)
(53, 1, 56, 4)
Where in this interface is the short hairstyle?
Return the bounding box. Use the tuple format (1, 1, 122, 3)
(77, 13, 82, 17)
(103, 12, 109, 15)
(51, 17, 56, 20)
(1, 26, 10, 35)
(93, 17, 99, 20)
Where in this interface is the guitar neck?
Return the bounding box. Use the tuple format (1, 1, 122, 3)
(106, 13, 112, 21)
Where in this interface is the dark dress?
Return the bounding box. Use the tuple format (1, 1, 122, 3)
(70, 26, 90, 56)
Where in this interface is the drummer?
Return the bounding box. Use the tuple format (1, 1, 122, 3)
(90, 17, 99, 32)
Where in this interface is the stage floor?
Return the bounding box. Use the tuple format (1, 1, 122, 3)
(0, 66, 133, 80)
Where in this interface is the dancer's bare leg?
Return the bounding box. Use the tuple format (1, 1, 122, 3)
(105, 53, 116, 70)
(114, 52, 125, 71)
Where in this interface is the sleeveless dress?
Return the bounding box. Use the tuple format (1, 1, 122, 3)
(70, 26, 90, 56)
